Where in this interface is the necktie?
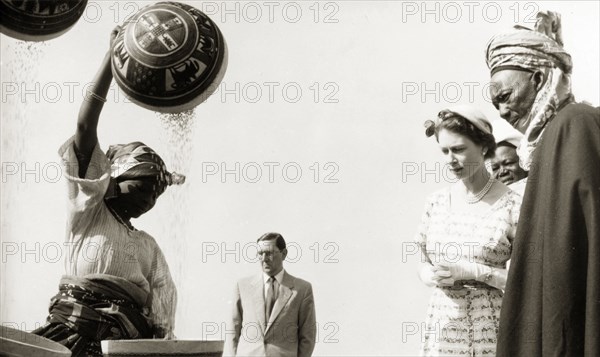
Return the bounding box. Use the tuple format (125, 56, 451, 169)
(266, 276, 276, 321)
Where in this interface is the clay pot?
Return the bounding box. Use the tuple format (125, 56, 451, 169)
(111, 2, 228, 113)
(0, 0, 88, 41)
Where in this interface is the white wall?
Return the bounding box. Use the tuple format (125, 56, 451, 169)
(1, 1, 598, 355)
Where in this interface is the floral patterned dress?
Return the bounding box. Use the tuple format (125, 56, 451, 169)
(416, 188, 521, 356)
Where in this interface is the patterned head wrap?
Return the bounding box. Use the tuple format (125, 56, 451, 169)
(485, 11, 574, 170)
(485, 12, 572, 75)
(106, 142, 185, 197)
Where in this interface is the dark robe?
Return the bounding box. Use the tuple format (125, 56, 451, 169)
(497, 103, 600, 356)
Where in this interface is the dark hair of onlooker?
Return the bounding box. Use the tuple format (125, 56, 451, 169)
(257, 232, 287, 251)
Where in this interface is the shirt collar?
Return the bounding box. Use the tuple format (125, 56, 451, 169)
(263, 269, 285, 285)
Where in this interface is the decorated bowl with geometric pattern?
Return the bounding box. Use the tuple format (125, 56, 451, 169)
(0, 0, 88, 41)
(111, 2, 228, 113)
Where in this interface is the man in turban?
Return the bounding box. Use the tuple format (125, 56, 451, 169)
(486, 11, 600, 356)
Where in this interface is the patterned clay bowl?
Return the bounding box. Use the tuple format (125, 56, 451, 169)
(0, 0, 88, 41)
(111, 1, 228, 113)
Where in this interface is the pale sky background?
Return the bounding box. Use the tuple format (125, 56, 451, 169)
(1, 1, 599, 356)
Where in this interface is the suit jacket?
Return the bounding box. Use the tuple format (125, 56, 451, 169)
(227, 271, 316, 357)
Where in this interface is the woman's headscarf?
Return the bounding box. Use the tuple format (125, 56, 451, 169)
(425, 105, 493, 138)
(106, 142, 185, 196)
(485, 11, 574, 170)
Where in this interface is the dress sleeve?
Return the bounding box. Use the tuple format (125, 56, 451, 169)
(58, 135, 111, 213)
(146, 245, 178, 338)
(415, 193, 436, 247)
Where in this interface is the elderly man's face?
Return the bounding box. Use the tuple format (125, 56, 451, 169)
(490, 70, 542, 134)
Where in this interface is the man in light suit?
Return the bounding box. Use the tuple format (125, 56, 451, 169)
(228, 232, 316, 357)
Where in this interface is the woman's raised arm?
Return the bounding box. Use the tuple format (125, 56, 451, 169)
(74, 26, 120, 177)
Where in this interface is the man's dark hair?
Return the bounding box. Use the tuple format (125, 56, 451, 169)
(257, 232, 287, 251)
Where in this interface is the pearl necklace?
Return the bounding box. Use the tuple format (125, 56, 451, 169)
(465, 176, 495, 204)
